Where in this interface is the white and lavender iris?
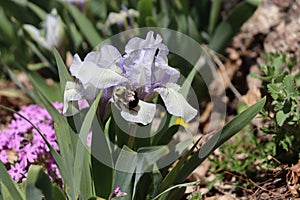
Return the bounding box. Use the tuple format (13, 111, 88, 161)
(23, 9, 64, 50)
(63, 31, 197, 125)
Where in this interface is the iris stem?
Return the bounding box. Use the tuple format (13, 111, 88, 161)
(127, 123, 137, 149)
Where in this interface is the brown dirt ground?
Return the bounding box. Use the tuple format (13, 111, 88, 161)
(186, 0, 300, 199)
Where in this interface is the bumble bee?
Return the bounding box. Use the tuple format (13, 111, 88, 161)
(113, 86, 139, 112)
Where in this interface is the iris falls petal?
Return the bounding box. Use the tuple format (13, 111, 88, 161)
(154, 83, 197, 122)
(120, 100, 156, 125)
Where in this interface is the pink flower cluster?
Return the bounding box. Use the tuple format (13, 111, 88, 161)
(0, 103, 62, 182)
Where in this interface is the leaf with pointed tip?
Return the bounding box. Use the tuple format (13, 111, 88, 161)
(160, 97, 266, 193)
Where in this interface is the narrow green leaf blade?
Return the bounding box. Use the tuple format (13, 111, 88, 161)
(113, 146, 137, 200)
(25, 165, 52, 200)
(160, 97, 266, 192)
(66, 3, 102, 47)
(153, 181, 198, 200)
(52, 185, 66, 200)
(138, 0, 153, 27)
(27, 72, 60, 102)
(53, 48, 73, 96)
(91, 120, 113, 198)
(209, 1, 259, 52)
(74, 92, 102, 199)
(133, 146, 169, 199)
(199, 97, 266, 159)
(28, 83, 77, 199)
(208, 0, 222, 34)
(0, 161, 24, 200)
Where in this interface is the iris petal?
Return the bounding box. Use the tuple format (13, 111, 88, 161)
(119, 100, 156, 125)
(154, 83, 197, 122)
(76, 61, 127, 89)
(63, 81, 84, 115)
(87, 45, 122, 68)
(125, 31, 168, 55)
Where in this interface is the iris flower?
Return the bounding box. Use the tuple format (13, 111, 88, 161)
(63, 31, 197, 125)
(23, 9, 65, 50)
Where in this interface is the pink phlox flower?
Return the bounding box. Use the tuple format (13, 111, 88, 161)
(0, 102, 63, 182)
(0, 150, 8, 163)
(8, 162, 26, 181)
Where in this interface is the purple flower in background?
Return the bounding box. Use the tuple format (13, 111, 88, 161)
(8, 163, 26, 181)
(0, 150, 8, 163)
(0, 103, 62, 182)
(63, 31, 197, 125)
(114, 186, 122, 195)
(106, 6, 139, 27)
(112, 186, 127, 198)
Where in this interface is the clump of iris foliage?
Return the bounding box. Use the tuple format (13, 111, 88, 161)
(0, 0, 265, 200)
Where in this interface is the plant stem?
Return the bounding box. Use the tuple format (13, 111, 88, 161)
(127, 123, 137, 149)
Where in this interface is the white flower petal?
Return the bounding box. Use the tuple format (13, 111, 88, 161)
(81, 84, 99, 100)
(125, 31, 163, 54)
(154, 83, 197, 122)
(23, 24, 51, 49)
(77, 61, 127, 89)
(119, 100, 156, 125)
(69, 54, 83, 77)
(152, 62, 180, 85)
(86, 45, 122, 68)
(63, 81, 84, 115)
(44, 10, 64, 48)
(105, 12, 127, 25)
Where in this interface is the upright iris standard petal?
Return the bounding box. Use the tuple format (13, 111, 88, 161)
(154, 83, 197, 122)
(122, 31, 178, 93)
(119, 100, 156, 125)
(150, 61, 180, 90)
(125, 31, 168, 55)
(89, 44, 122, 68)
(122, 50, 153, 89)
